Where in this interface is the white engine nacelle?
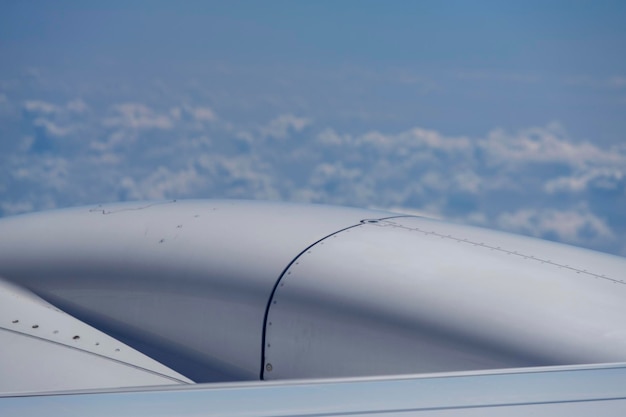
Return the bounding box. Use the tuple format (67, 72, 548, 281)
(0, 199, 625, 390)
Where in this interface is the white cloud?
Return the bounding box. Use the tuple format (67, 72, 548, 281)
(124, 166, 205, 200)
(405, 127, 472, 152)
(316, 128, 351, 146)
(66, 99, 88, 113)
(104, 103, 174, 130)
(496, 207, 614, 246)
(261, 114, 310, 140)
(359, 131, 394, 148)
(452, 170, 482, 194)
(4, 98, 626, 256)
(33, 118, 73, 137)
(189, 106, 217, 122)
(310, 162, 362, 187)
(8, 155, 69, 190)
(480, 123, 620, 168)
(316, 126, 471, 154)
(24, 100, 59, 114)
(545, 168, 626, 194)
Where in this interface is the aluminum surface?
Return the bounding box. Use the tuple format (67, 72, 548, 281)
(264, 217, 626, 379)
(2, 198, 626, 397)
(3, 363, 626, 416)
(0, 277, 190, 394)
(0, 199, 389, 382)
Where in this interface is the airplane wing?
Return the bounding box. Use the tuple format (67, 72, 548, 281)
(0, 199, 625, 414)
(0, 276, 191, 394)
(3, 364, 626, 416)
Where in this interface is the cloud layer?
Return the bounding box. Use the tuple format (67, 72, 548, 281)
(2, 91, 625, 256)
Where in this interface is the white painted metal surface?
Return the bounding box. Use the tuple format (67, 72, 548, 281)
(1, 198, 626, 412)
(0, 200, 389, 382)
(0, 277, 191, 394)
(3, 363, 626, 416)
(264, 217, 626, 379)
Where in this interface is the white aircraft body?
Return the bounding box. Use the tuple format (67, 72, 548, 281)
(1, 199, 625, 415)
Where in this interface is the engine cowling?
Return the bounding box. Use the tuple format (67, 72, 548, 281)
(1, 199, 625, 388)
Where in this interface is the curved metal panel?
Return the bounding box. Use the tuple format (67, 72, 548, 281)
(0, 277, 191, 394)
(0, 200, 388, 382)
(264, 217, 626, 379)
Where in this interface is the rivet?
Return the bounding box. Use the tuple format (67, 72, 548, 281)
(265, 363, 273, 372)
(12, 320, 18, 324)
(32, 325, 39, 329)
(73, 335, 80, 340)
(115, 348, 120, 352)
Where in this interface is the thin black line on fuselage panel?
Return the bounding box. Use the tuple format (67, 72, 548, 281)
(259, 216, 415, 380)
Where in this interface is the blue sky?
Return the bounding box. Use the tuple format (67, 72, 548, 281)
(1, 1, 626, 255)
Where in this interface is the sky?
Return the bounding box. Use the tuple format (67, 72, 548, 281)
(1, 1, 626, 255)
